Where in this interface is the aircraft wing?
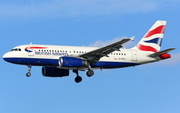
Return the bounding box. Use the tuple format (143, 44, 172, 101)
(148, 48, 176, 57)
(79, 36, 134, 64)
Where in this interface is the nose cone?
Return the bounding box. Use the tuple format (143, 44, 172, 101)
(3, 53, 8, 60)
(3, 52, 14, 63)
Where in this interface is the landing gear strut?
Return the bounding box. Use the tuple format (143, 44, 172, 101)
(26, 65, 32, 77)
(86, 63, 94, 77)
(86, 70, 94, 77)
(73, 70, 82, 83)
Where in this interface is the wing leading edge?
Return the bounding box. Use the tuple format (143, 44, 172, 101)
(79, 36, 135, 64)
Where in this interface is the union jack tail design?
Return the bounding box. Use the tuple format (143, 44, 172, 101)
(133, 21, 167, 53)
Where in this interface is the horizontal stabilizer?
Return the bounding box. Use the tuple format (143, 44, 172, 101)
(148, 48, 176, 57)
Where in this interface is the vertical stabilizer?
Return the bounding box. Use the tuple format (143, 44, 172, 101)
(133, 21, 167, 53)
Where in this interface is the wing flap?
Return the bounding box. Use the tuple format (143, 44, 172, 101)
(79, 36, 135, 62)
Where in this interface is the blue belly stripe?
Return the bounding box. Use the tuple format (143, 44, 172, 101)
(3, 57, 138, 68)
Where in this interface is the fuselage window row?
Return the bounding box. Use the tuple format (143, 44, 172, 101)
(36, 49, 126, 56)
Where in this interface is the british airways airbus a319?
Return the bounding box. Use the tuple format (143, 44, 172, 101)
(3, 21, 175, 83)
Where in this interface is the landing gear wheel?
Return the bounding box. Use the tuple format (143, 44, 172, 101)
(73, 70, 83, 83)
(26, 72, 31, 77)
(75, 76, 82, 83)
(86, 70, 94, 77)
(26, 65, 32, 77)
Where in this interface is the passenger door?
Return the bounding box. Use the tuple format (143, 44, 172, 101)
(131, 50, 137, 61)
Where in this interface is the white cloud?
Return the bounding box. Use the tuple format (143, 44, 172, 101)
(89, 36, 135, 48)
(0, 0, 157, 18)
(89, 37, 179, 66)
(138, 52, 180, 68)
(157, 53, 180, 65)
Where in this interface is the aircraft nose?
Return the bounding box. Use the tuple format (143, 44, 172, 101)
(3, 52, 13, 62)
(3, 53, 9, 61)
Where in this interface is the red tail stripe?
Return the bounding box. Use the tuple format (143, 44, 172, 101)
(137, 44, 158, 53)
(144, 25, 165, 38)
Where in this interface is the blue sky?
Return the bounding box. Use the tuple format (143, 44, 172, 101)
(1, 0, 180, 113)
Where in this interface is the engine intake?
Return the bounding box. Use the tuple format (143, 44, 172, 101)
(42, 67, 69, 77)
(59, 56, 87, 67)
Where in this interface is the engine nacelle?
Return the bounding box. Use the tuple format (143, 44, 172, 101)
(42, 67, 69, 77)
(59, 56, 87, 67)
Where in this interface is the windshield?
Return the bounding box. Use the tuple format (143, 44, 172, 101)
(10, 48, 21, 51)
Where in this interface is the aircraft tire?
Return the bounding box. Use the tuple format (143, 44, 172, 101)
(26, 72, 31, 77)
(75, 76, 82, 83)
(86, 70, 94, 77)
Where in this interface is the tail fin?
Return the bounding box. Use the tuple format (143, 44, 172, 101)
(133, 21, 167, 53)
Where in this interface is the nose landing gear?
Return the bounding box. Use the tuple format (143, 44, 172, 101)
(26, 65, 32, 77)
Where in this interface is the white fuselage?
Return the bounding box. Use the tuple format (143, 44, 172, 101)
(3, 44, 159, 70)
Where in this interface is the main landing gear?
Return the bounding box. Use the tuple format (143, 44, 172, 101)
(26, 65, 32, 77)
(86, 70, 94, 77)
(73, 70, 82, 83)
(73, 69, 94, 83)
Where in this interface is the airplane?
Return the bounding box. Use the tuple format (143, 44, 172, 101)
(3, 20, 175, 83)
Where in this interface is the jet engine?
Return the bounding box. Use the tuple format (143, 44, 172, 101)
(42, 67, 69, 77)
(59, 56, 87, 67)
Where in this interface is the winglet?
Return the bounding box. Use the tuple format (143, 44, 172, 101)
(130, 36, 135, 41)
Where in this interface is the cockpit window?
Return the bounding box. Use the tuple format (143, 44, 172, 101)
(11, 48, 21, 51)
